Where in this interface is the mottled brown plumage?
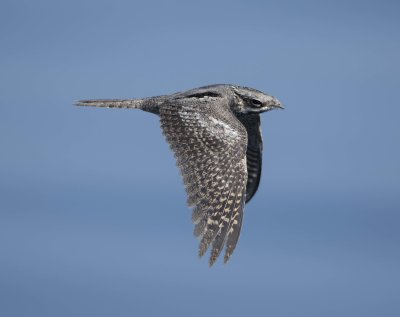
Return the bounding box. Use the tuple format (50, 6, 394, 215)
(76, 84, 283, 266)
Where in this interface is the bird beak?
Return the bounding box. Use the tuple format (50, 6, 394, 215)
(264, 96, 284, 112)
(272, 98, 285, 110)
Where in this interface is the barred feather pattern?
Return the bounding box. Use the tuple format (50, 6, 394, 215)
(159, 98, 248, 265)
(237, 114, 263, 203)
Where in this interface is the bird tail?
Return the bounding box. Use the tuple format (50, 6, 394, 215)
(75, 99, 145, 109)
(75, 97, 164, 114)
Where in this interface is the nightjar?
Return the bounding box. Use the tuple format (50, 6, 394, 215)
(76, 84, 283, 266)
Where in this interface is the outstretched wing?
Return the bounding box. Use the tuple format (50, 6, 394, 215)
(237, 114, 263, 203)
(159, 96, 248, 266)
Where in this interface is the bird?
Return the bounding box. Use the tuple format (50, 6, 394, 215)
(76, 84, 283, 266)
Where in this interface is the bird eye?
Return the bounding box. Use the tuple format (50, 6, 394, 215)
(251, 99, 262, 107)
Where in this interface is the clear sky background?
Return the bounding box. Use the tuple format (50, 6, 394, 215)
(1, 0, 399, 316)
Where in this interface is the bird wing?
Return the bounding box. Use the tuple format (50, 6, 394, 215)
(159, 97, 248, 265)
(237, 114, 263, 203)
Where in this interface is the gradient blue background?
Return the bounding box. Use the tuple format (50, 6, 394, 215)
(1, 0, 399, 316)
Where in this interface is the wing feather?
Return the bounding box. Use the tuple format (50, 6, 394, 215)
(160, 97, 248, 265)
(237, 114, 263, 203)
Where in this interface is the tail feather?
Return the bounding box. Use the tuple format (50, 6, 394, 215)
(75, 99, 144, 109)
(75, 97, 165, 114)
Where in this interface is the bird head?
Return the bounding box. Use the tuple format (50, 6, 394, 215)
(231, 85, 284, 114)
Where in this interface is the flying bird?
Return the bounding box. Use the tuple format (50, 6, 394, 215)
(76, 84, 283, 266)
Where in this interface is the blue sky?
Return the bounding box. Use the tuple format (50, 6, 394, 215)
(1, 0, 399, 316)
